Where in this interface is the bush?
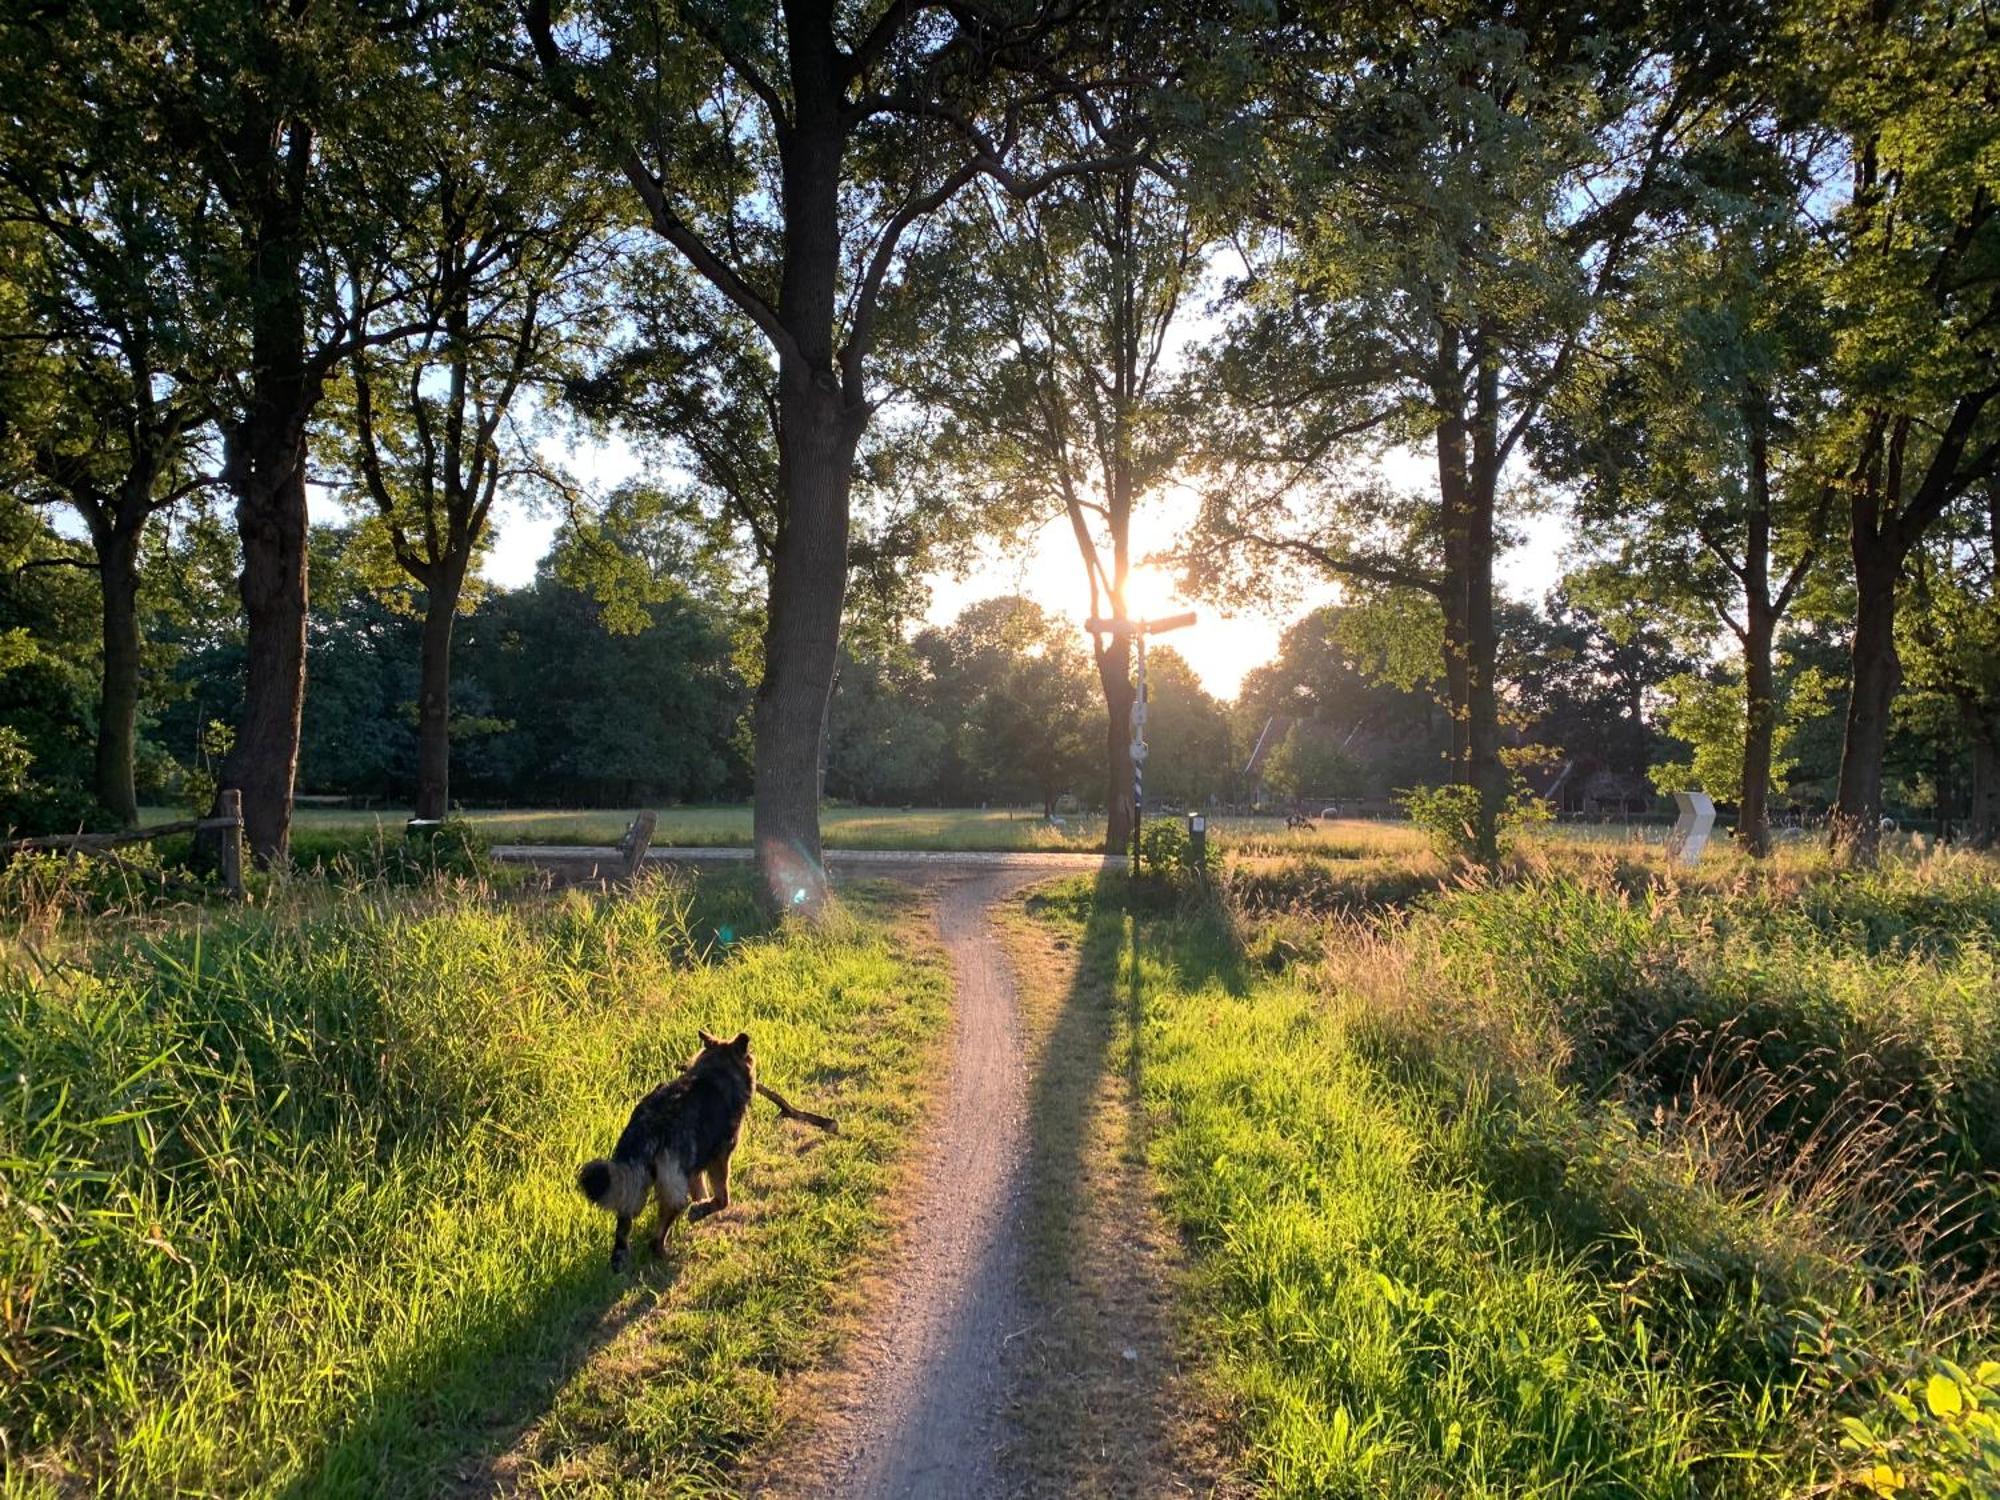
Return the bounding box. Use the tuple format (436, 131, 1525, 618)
(1139, 816, 1213, 879)
(1398, 780, 1551, 864)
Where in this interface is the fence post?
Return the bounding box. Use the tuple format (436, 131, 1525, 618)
(216, 788, 244, 898)
(622, 809, 657, 878)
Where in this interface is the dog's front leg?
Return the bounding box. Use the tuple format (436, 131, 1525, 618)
(611, 1213, 633, 1270)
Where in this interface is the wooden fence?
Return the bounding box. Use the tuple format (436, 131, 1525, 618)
(0, 788, 245, 897)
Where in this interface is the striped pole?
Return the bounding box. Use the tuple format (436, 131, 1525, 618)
(1132, 633, 1147, 869)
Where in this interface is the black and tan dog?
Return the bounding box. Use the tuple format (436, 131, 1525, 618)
(577, 1029, 753, 1269)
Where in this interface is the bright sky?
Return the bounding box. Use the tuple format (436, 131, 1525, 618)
(464, 432, 1569, 702)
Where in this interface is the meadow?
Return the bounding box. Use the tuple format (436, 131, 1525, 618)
(0, 858, 949, 1496)
(144, 802, 1711, 861)
(1028, 842, 2000, 1497)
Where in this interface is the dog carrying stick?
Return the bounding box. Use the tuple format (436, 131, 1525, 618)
(757, 1081, 838, 1134)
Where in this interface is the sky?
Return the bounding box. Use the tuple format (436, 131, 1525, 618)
(467, 431, 1572, 702)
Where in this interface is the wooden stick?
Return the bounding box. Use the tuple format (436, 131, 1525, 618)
(757, 1081, 838, 1134)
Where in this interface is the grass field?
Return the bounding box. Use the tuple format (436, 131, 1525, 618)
(0, 866, 949, 1496)
(142, 802, 1731, 860)
(1028, 847, 2000, 1497)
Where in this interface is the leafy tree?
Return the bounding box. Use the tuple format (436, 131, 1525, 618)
(1261, 724, 1364, 806)
(1135, 646, 1234, 807)
(0, 29, 218, 824)
(1239, 606, 1454, 800)
(824, 645, 947, 806)
(109, 0, 441, 860)
(1790, 0, 2000, 860)
(901, 46, 1203, 852)
(456, 567, 749, 806)
(1190, 0, 1722, 858)
(1503, 585, 1693, 789)
(526, 0, 1135, 907)
(0, 502, 104, 830)
(1547, 165, 1836, 853)
(337, 44, 612, 820)
(1900, 484, 2000, 845)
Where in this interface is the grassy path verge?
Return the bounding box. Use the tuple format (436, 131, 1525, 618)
(2, 874, 949, 1497)
(1026, 865, 2000, 1498)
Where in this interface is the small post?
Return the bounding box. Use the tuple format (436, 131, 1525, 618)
(622, 809, 657, 877)
(216, 788, 243, 898)
(1188, 811, 1207, 872)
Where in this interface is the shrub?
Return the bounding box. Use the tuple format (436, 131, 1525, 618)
(1398, 781, 1551, 864)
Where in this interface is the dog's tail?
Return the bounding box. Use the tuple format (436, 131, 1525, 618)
(577, 1156, 649, 1215)
(577, 1158, 617, 1206)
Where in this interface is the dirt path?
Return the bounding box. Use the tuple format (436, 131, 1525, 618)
(751, 863, 1048, 1498)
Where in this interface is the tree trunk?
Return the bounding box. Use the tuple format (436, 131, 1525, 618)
(1436, 331, 1505, 861)
(1739, 604, 1777, 859)
(1099, 636, 1135, 854)
(222, 458, 310, 863)
(93, 524, 143, 827)
(413, 567, 465, 822)
(1970, 729, 2000, 849)
(752, 364, 858, 913)
(1737, 403, 1777, 859)
(1832, 554, 1900, 864)
(1461, 486, 1506, 862)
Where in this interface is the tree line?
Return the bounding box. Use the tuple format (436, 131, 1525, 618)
(1, 0, 1995, 904)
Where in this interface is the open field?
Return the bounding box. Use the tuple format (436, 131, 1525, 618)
(0, 866, 949, 1496)
(138, 803, 1841, 861)
(1025, 847, 2000, 1496)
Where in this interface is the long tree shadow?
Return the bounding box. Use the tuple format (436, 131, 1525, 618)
(1005, 868, 1245, 1495)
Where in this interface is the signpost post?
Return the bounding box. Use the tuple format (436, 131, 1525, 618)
(1084, 611, 1196, 871)
(1667, 790, 1717, 866)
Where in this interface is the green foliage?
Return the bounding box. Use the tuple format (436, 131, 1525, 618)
(1831, 1356, 2000, 1498)
(1035, 840, 2000, 1496)
(1399, 781, 1550, 864)
(1262, 722, 1365, 804)
(1138, 816, 1214, 880)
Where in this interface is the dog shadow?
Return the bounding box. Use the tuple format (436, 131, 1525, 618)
(274, 1234, 692, 1498)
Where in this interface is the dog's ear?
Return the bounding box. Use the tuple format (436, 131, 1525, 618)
(730, 1031, 751, 1053)
(698, 1028, 722, 1049)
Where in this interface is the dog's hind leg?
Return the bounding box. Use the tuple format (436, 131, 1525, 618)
(689, 1168, 711, 1204)
(689, 1150, 732, 1221)
(611, 1213, 634, 1270)
(649, 1165, 691, 1257)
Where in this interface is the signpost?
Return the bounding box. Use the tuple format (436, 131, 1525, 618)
(1667, 790, 1717, 866)
(1084, 611, 1196, 870)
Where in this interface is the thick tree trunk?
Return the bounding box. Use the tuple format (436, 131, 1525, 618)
(223, 458, 310, 863)
(1833, 555, 1900, 864)
(1738, 407, 1778, 859)
(1739, 605, 1777, 859)
(93, 524, 143, 827)
(413, 568, 465, 822)
(1461, 485, 1506, 862)
(1435, 333, 1505, 860)
(1099, 637, 1135, 854)
(1970, 730, 2000, 849)
(752, 365, 858, 913)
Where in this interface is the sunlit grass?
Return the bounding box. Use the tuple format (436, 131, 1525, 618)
(0, 869, 949, 1496)
(1027, 847, 2000, 1496)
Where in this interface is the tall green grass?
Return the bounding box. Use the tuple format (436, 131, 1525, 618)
(1032, 851, 2000, 1497)
(1, 871, 946, 1496)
